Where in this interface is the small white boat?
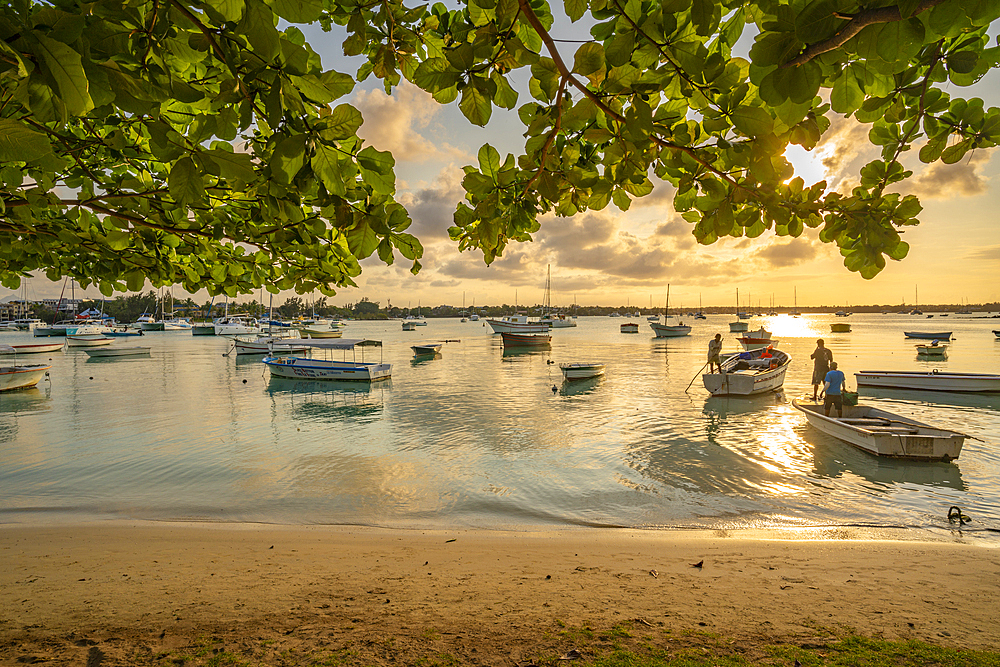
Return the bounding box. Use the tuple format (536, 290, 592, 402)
(728, 320, 749, 332)
(702, 346, 790, 396)
(411, 342, 443, 356)
(402, 321, 417, 331)
(539, 313, 577, 328)
(299, 327, 343, 339)
(0, 342, 64, 355)
(0, 351, 51, 392)
(263, 338, 390, 382)
(559, 362, 606, 380)
(854, 370, 1000, 393)
(214, 316, 262, 336)
(84, 347, 151, 358)
(650, 321, 692, 337)
(792, 399, 965, 461)
(161, 318, 193, 331)
(916, 341, 947, 357)
(136, 314, 163, 331)
(830, 322, 851, 333)
(487, 315, 550, 334)
(621, 323, 639, 333)
(66, 336, 113, 347)
(737, 327, 777, 351)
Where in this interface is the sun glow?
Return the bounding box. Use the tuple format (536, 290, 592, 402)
(784, 144, 833, 187)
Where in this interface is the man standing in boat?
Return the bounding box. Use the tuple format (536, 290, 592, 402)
(810, 339, 833, 401)
(820, 362, 847, 418)
(707, 333, 723, 374)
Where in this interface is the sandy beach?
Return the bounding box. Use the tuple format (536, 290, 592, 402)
(1, 523, 998, 665)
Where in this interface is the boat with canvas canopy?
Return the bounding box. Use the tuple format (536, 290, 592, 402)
(854, 370, 1000, 393)
(702, 346, 790, 396)
(263, 339, 390, 382)
(792, 399, 966, 461)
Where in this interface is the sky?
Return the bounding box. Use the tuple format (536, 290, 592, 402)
(5, 12, 999, 311)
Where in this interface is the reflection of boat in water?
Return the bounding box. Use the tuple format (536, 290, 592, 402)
(410, 353, 442, 364)
(265, 377, 387, 422)
(559, 375, 604, 396)
(0, 386, 52, 415)
(809, 438, 965, 490)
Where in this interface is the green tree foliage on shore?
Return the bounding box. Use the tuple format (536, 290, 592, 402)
(1, 0, 998, 297)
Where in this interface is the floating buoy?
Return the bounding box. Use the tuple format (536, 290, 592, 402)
(552, 385, 557, 393)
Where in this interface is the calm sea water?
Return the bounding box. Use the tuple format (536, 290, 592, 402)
(2, 314, 998, 540)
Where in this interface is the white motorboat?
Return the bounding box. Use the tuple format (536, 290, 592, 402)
(402, 321, 417, 331)
(263, 338, 390, 382)
(737, 327, 778, 351)
(539, 313, 577, 328)
(84, 347, 151, 358)
(214, 316, 263, 336)
(855, 370, 1000, 393)
(298, 326, 343, 339)
(161, 318, 193, 331)
(411, 342, 443, 356)
(0, 342, 64, 355)
(136, 313, 163, 331)
(486, 315, 551, 334)
(702, 346, 790, 396)
(792, 399, 966, 461)
(66, 325, 113, 347)
(559, 362, 606, 380)
(0, 347, 51, 391)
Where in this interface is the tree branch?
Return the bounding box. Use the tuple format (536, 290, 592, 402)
(783, 0, 947, 68)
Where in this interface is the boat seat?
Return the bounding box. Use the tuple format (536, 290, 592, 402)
(863, 426, 920, 434)
(839, 418, 891, 426)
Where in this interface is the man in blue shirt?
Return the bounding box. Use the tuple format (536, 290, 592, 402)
(821, 361, 847, 417)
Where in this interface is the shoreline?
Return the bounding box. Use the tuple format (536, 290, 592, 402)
(2, 522, 998, 664)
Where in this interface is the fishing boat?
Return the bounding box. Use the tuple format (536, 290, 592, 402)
(830, 322, 852, 333)
(736, 327, 778, 351)
(559, 362, 606, 380)
(411, 342, 443, 356)
(904, 331, 953, 340)
(650, 285, 691, 337)
(854, 370, 1000, 393)
(487, 315, 551, 334)
(263, 339, 390, 382)
(792, 399, 965, 461)
(0, 342, 64, 355)
(702, 346, 790, 396)
(915, 341, 947, 357)
(499, 331, 551, 347)
(84, 347, 151, 358)
(402, 321, 417, 331)
(620, 322, 639, 333)
(232, 330, 309, 355)
(0, 347, 51, 391)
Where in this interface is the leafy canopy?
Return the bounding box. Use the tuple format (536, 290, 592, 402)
(1, 0, 998, 296)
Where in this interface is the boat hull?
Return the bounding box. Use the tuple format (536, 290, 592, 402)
(500, 332, 551, 347)
(263, 356, 391, 381)
(792, 399, 964, 461)
(620, 324, 639, 333)
(66, 336, 113, 347)
(139, 322, 165, 331)
(559, 363, 606, 380)
(904, 331, 952, 339)
(0, 343, 64, 355)
(728, 321, 748, 332)
(487, 319, 551, 334)
(830, 323, 851, 333)
(411, 344, 443, 356)
(0, 364, 51, 391)
(299, 328, 343, 338)
(855, 371, 1000, 393)
(191, 325, 216, 335)
(649, 322, 692, 337)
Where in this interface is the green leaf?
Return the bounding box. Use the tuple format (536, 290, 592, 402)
(414, 58, 461, 92)
(30, 31, 94, 116)
(205, 149, 256, 186)
(271, 0, 324, 22)
(572, 42, 605, 76)
(0, 119, 53, 162)
(478, 144, 501, 180)
(729, 105, 773, 138)
(239, 1, 280, 60)
(314, 144, 347, 196)
(168, 156, 205, 205)
(204, 0, 244, 22)
(460, 85, 492, 126)
(565, 0, 587, 21)
(270, 134, 307, 184)
(357, 146, 396, 194)
(348, 222, 380, 259)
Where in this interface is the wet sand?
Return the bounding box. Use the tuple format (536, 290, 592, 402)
(1, 523, 998, 665)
